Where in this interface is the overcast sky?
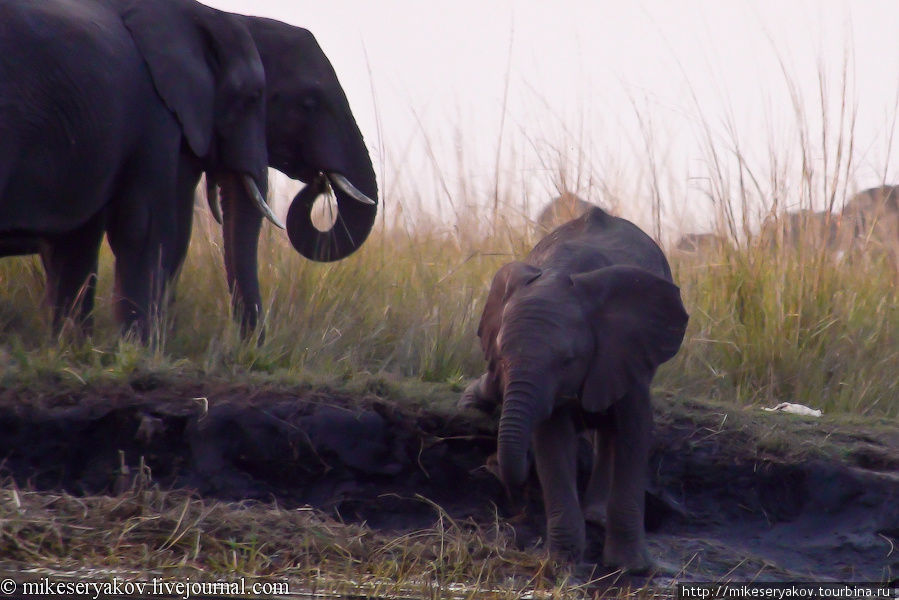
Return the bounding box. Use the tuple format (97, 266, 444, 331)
(204, 0, 899, 233)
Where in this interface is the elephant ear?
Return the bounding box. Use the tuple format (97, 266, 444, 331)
(477, 261, 542, 363)
(572, 265, 688, 412)
(118, 0, 216, 157)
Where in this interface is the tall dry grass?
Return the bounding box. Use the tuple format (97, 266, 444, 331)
(1, 57, 897, 418)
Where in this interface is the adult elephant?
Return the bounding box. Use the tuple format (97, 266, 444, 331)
(757, 209, 840, 253)
(0, 0, 271, 338)
(204, 15, 379, 334)
(840, 186, 899, 267)
(461, 207, 688, 572)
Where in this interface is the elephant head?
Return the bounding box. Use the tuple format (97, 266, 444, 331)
(115, 0, 270, 204)
(471, 216, 688, 570)
(190, 15, 378, 334)
(242, 17, 378, 262)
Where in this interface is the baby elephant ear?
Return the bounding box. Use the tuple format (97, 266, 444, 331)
(571, 265, 688, 412)
(477, 262, 542, 360)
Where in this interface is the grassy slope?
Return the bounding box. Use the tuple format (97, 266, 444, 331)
(1, 208, 896, 417)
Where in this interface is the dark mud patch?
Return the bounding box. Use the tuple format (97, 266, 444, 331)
(0, 383, 895, 584)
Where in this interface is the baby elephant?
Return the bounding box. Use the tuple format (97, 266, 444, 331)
(462, 207, 688, 572)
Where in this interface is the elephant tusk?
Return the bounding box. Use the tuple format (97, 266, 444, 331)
(242, 175, 285, 230)
(206, 176, 223, 225)
(327, 172, 376, 206)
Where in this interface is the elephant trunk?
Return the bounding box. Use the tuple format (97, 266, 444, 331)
(497, 377, 547, 490)
(218, 172, 264, 337)
(285, 141, 378, 262)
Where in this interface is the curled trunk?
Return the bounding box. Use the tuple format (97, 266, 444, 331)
(286, 168, 378, 262)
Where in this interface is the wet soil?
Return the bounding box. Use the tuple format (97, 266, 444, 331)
(0, 382, 896, 584)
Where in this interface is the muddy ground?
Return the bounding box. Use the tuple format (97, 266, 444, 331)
(0, 379, 896, 586)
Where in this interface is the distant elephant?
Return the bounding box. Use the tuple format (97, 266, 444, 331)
(461, 207, 689, 571)
(674, 232, 726, 254)
(840, 186, 899, 266)
(206, 14, 378, 334)
(757, 210, 840, 252)
(0, 0, 271, 337)
(536, 193, 595, 231)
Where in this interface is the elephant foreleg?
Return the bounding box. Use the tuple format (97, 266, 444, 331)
(39, 212, 106, 336)
(106, 187, 175, 342)
(603, 384, 653, 572)
(533, 406, 585, 564)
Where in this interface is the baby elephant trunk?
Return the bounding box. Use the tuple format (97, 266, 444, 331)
(497, 377, 547, 491)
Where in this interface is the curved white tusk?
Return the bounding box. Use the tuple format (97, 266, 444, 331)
(206, 177, 223, 225)
(327, 172, 376, 206)
(242, 175, 285, 229)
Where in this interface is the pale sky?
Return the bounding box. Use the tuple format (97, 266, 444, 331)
(205, 0, 899, 235)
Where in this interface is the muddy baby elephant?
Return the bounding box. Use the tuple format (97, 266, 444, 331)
(461, 207, 688, 571)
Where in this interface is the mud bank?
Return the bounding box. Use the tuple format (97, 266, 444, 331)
(0, 383, 895, 583)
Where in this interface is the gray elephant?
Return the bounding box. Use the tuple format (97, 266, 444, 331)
(757, 209, 840, 252)
(840, 186, 899, 266)
(461, 207, 688, 571)
(206, 14, 378, 334)
(674, 232, 726, 254)
(0, 0, 270, 337)
(536, 193, 595, 232)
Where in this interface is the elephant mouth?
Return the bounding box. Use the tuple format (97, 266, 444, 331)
(206, 170, 284, 230)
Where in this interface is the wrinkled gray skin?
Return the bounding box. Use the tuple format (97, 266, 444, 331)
(206, 15, 379, 335)
(461, 208, 688, 571)
(0, 0, 268, 339)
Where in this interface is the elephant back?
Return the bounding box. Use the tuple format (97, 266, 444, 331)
(528, 207, 673, 282)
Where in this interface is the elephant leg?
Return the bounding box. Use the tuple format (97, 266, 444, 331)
(533, 406, 585, 563)
(156, 159, 203, 327)
(106, 176, 179, 341)
(583, 426, 614, 526)
(603, 384, 653, 572)
(459, 371, 501, 413)
(39, 213, 106, 336)
(107, 228, 162, 340)
(164, 160, 202, 289)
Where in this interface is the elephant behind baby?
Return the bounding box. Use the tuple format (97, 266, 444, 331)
(840, 186, 899, 268)
(536, 193, 595, 232)
(462, 207, 689, 571)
